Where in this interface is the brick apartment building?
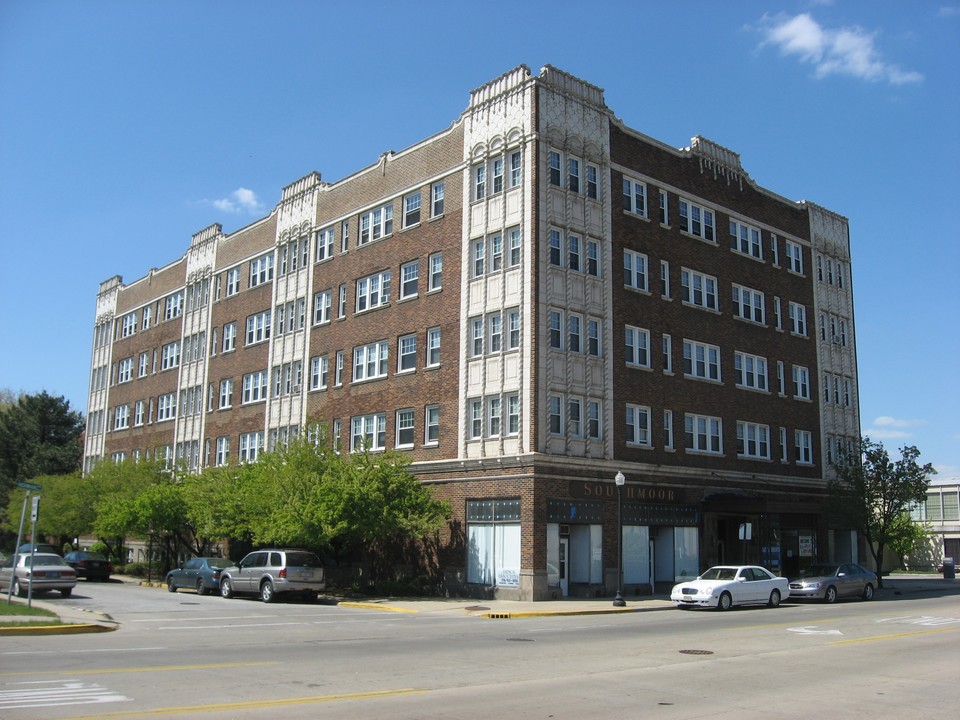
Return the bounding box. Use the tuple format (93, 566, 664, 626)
(84, 65, 860, 600)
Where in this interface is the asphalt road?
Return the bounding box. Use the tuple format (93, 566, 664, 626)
(2, 580, 958, 719)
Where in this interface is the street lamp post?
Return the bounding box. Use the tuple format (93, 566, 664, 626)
(613, 471, 626, 607)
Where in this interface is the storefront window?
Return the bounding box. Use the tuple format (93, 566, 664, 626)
(467, 499, 521, 586)
(674, 527, 700, 581)
(623, 525, 650, 584)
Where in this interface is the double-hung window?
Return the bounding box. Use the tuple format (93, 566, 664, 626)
(548, 310, 563, 350)
(735, 352, 768, 391)
(625, 326, 650, 368)
(354, 341, 388, 382)
(795, 430, 814, 465)
(226, 268, 241, 296)
(356, 270, 391, 312)
(622, 176, 647, 216)
(222, 322, 236, 352)
(425, 405, 440, 444)
(239, 432, 263, 463)
(683, 340, 721, 381)
(313, 289, 331, 325)
(359, 204, 393, 244)
(161, 341, 180, 371)
(510, 150, 522, 187)
(427, 327, 441, 366)
(121, 312, 137, 338)
(428, 252, 442, 291)
(624, 249, 648, 291)
(730, 219, 763, 259)
(164, 291, 184, 320)
(400, 261, 419, 299)
(396, 409, 415, 448)
(114, 404, 129, 430)
(786, 240, 804, 274)
(404, 192, 421, 227)
(398, 334, 417, 372)
(242, 370, 268, 404)
(351, 414, 386, 452)
(792, 365, 811, 400)
(249, 253, 274, 288)
(548, 150, 562, 186)
(685, 414, 722, 454)
(431, 181, 444, 217)
(315, 227, 334, 262)
(567, 157, 581, 193)
(732, 285, 765, 324)
(474, 164, 487, 200)
(680, 268, 718, 311)
(219, 378, 233, 408)
(245, 311, 271, 345)
(586, 164, 599, 199)
(679, 199, 715, 241)
(789, 302, 808, 336)
(117, 357, 133, 383)
(309, 356, 328, 390)
(549, 229, 562, 266)
(625, 404, 651, 446)
(737, 422, 770, 460)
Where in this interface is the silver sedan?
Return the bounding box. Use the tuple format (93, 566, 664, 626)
(0, 552, 78, 598)
(789, 562, 877, 603)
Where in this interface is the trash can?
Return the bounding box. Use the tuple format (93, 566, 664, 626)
(943, 557, 955, 580)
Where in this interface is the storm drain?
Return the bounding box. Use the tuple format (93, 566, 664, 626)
(678, 649, 714, 655)
(488, 612, 513, 619)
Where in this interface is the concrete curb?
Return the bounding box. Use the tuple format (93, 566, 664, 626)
(0, 622, 117, 636)
(337, 601, 418, 614)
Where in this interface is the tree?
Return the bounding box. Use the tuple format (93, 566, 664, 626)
(828, 438, 935, 587)
(217, 428, 450, 570)
(887, 513, 930, 570)
(0, 392, 84, 518)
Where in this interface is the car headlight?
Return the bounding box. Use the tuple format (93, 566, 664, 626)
(702, 586, 713, 595)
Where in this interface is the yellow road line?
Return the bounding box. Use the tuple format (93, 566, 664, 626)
(64, 688, 427, 719)
(829, 626, 959, 645)
(0, 661, 278, 677)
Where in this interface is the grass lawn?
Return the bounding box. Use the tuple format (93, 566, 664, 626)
(0, 599, 60, 626)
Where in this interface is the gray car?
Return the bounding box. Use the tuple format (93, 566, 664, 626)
(1, 552, 77, 597)
(166, 557, 232, 595)
(219, 549, 325, 603)
(789, 562, 877, 603)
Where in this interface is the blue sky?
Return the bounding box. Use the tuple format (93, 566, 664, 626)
(1, 1, 957, 478)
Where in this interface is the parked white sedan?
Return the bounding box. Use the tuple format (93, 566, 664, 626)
(671, 565, 789, 610)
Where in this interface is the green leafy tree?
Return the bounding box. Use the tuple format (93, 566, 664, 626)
(220, 428, 449, 564)
(88, 457, 164, 559)
(0, 392, 84, 522)
(887, 513, 930, 570)
(181, 467, 251, 553)
(829, 438, 935, 587)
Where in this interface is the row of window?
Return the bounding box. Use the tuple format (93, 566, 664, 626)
(473, 149, 524, 200)
(621, 328, 815, 399)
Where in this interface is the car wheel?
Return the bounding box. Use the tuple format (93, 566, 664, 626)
(196, 579, 208, 596)
(61, 588, 72, 598)
(260, 581, 275, 603)
(220, 578, 234, 599)
(167, 579, 177, 593)
(823, 585, 838, 603)
(13, 580, 26, 598)
(767, 589, 781, 608)
(717, 591, 733, 611)
(862, 583, 874, 601)
(303, 591, 318, 603)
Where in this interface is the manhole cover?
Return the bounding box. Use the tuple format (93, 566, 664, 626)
(679, 649, 713, 655)
(506, 638, 535, 642)
(465, 605, 490, 611)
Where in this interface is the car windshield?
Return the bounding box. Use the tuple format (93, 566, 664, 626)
(285, 552, 322, 568)
(802, 565, 839, 577)
(700, 567, 738, 581)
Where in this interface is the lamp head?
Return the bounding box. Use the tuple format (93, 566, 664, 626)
(615, 471, 625, 486)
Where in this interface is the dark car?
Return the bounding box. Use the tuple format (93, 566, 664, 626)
(789, 562, 877, 603)
(166, 557, 232, 595)
(63, 551, 114, 581)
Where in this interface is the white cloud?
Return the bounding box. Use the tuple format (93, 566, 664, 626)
(759, 13, 923, 85)
(208, 187, 264, 215)
(863, 416, 927, 441)
(938, 6, 960, 18)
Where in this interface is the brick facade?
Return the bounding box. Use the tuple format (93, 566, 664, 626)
(85, 65, 859, 600)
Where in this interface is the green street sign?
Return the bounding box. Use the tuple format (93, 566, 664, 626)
(16, 481, 42, 491)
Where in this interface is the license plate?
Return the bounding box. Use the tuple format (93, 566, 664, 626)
(48, 572, 61, 578)
(683, 594, 694, 601)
